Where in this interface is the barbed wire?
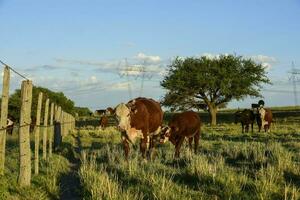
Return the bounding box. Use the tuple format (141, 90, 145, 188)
(0, 60, 30, 80)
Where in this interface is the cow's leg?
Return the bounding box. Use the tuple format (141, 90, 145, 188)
(188, 137, 193, 151)
(122, 136, 130, 160)
(148, 137, 157, 161)
(140, 137, 148, 159)
(245, 124, 249, 133)
(194, 130, 200, 154)
(174, 137, 185, 158)
(251, 123, 254, 133)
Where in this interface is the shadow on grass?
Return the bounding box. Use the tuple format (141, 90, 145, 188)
(284, 171, 300, 187)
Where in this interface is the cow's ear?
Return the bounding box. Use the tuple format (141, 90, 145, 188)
(175, 127, 179, 132)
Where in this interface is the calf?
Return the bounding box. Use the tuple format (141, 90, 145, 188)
(160, 111, 201, 158)
(99, 116, 108, 130)
(234, 109, 255, 133)
(257, 108, 273, 132)
(115, 97, 163, 160)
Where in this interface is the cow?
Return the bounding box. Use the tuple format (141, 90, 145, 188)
(115, 97, 163, 160)
(106, 107, 115, 115)
(95, 109, 106, 116)
(99, 115, 108, 130)
(160, 111, 201, 158)
(6, 118, 14, 135)
(257, 107, 273, 132)
(234, 109, 255, 133)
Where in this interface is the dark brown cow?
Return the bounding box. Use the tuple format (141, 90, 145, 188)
(234, 109, 255, 133)
(257, 108, 273, 132)
(161, 111, 201, 158)
(115, 97, 163, 160)
(99, 116, 108, 129)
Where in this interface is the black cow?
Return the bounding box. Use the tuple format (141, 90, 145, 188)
(234, 109, 255, 133)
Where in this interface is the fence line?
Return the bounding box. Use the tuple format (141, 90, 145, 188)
(0, 62, 76, 187)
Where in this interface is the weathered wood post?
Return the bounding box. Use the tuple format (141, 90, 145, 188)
(0, 66, 10, 175)
(18, 80, 32, 186)
(49, 102, 54, 157)
(54, 106, 62, 151)
(42, 98, 49, 160)
(34, 92, 43, 174)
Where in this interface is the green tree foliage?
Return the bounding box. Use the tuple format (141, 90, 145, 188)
(74, 107, 92, 117)
(8, 86, 76, 122)
(161, 54, 271, 125)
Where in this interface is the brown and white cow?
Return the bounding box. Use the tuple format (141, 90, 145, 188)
(115, 97, 163, 160)
(6, 118, 14, 135)
(160, 111, 201, 158)
(257, 107, 273, 132)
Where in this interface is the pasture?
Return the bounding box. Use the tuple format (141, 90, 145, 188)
(77, 115, 300, 200)
(1, 110, 300, 200)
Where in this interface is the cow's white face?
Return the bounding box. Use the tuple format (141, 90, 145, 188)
(259, 108, 266, 120)
(115, 103, 144, 143)
(115, 103, 131, 131)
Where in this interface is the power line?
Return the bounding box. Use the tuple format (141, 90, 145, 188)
(0, 60, 30, 80)
(288, 61, 300, 106)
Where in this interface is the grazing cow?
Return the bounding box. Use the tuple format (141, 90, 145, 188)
(234, 109, 255, 133)
(95, 109, 106, 116)
(106, 107, 115, 115)
(160, 111, 201, 158)
(115, 97, 163, 160)
(257, 108, 273, 132)
(99, 115, 108, 129)
(6, 118, 14, 135)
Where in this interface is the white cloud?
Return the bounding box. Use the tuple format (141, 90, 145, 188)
(135, 53, 161, 64)
(109, 82, 131, 91)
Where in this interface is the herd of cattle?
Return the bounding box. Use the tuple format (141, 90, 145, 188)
(98, 97, 273, 160)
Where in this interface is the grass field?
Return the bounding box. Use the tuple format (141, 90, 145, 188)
(77, 121, 300, 200)
(0, 132, 75, 200)
(1, 110, 300, 200)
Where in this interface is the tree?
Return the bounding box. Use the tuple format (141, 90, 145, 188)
(8, 86, 76, 122)
(161, 54, 271, 125)
(74, 107, 92, 116)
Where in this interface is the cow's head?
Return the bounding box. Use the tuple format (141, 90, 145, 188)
(106, 107, 115, 115)
(158, 125, 179, 144)
(115, 103, 131, 131)
(258, 107, 266, 121)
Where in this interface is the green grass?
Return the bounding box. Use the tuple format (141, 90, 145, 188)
(0, 133, 72, 200)
(77, 123, 300, 200)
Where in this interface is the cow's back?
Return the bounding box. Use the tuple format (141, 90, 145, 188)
(264, 108, 273, 123)
(169, 111, 201, 137)
(128, 97, 163, 133)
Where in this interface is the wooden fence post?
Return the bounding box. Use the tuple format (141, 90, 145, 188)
(0, 66, 10, 175)
(34, 92, 43, 175)
(42, 98, 49, 160)
(49, 103, 54, 157)
(18, 80, 32, 186)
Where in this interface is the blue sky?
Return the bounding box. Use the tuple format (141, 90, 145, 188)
(0, 0, 300, 110)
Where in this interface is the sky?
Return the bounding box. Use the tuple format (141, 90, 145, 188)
(0, 0, 300, 111)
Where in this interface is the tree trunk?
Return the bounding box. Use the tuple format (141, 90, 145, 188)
(209, 106, 218, 126)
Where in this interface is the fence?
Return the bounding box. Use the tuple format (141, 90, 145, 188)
(0, 62, 76, 187)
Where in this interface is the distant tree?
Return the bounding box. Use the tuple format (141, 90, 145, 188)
(8, 86, 76, 122)
(74, 107, 92, 116)
(161, 54, 271, 125)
